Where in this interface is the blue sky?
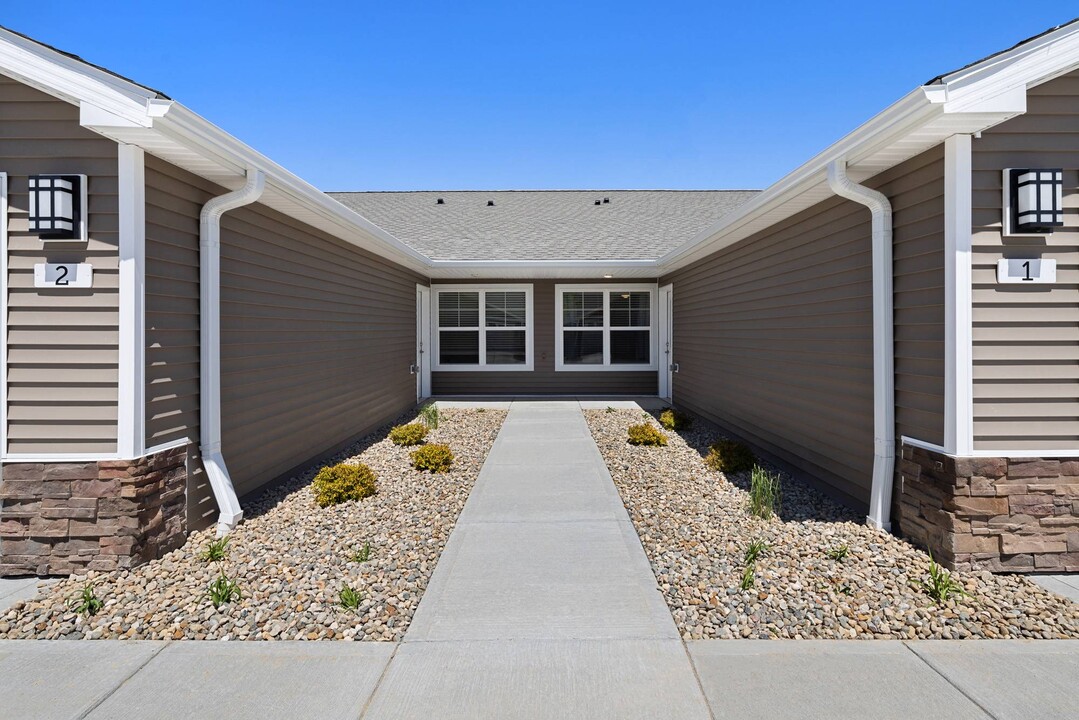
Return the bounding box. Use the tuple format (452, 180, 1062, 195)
(3, 3, 1073, 190)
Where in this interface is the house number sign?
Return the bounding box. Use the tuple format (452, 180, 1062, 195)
(33, 263, 93, 288)
(996, 258, 1056, 284)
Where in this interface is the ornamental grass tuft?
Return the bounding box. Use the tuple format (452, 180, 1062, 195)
(312, 463, 378, 507)
(749, 465, 782, 520)
(627, 423, 667, 446)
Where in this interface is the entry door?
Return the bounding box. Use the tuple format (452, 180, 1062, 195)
(658, 284, 673, 401)
(416, 285, 432, 400)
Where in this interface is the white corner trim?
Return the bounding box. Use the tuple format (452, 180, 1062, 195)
(117, 144, 146, 460)
(944, 134, 974, 456)
(553, 284, 659, 372)
(0, 172, 7, 457)
(430, 284, 535, 372)
(900, 436, 1079, 460)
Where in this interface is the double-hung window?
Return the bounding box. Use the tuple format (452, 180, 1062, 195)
(434, 285, 534, 371)
(555, 284, 656, 371)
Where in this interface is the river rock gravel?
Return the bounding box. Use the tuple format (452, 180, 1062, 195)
(0, 407, 506, 641)
(586, 408, 1079, 640)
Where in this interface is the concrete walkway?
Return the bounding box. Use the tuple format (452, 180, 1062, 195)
(2, 401, 1078, 719)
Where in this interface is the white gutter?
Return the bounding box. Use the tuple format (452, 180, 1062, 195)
(200, 169, 266, 535)
(826, 160, 894, 531)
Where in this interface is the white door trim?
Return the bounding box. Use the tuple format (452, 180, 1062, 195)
(658, 283, 673, 401)
(416, 284, 432, 400)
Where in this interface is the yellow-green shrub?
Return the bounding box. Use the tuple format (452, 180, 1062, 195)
(705, 439, 755, 474)
(389, 423, 429, 446)
(411, 444, 454, 473)
(312, 463, 378, 507)
(627, 423, 667, 446)
(659, 409, 692, 431)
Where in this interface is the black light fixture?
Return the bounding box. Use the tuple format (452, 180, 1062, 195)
(487, 200, 495, 206)
(29, 174, 87, 241)
(1004, 168, 1064, 235)
(594, 200, 601, 205)
(603, 197, 610, 204)
(436, 197, 444, 205)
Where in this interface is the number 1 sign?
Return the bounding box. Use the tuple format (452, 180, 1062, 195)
(33, 263, 93, 288)
(996, 258, 1056, 284)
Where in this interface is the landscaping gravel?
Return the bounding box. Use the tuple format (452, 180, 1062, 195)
(585, 408, 1079, 640)
(0, 408, 506, 641)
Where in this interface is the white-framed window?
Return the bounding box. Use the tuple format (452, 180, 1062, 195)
(433, 284, 534, 371)
(555, 284, 657, 371)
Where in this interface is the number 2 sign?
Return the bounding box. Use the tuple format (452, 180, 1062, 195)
(33, 263, 93, 288)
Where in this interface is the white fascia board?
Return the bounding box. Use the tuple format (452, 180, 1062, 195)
(656, 88, 941, 273)
(933, 20, 1079, 106)
(147, 104, 431, 275)
(0, 28, 157, 126)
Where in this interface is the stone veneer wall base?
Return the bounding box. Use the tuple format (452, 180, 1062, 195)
(895, 442, 1079, 573)
(0, 445, 188, 576)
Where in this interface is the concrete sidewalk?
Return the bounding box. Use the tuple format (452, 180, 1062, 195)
(2, 401, 1078, 719)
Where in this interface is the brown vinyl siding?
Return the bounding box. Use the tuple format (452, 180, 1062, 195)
(1, 73, 119, 454)
(431, 280, 657, 396)
(661, 148, 945, 508)
(219, 204, 424, 498)
(970, 69, 1079, 451)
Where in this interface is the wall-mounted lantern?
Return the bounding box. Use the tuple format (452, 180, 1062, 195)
(28, 174, 87, 242)
(1003, 168, 1064, 236)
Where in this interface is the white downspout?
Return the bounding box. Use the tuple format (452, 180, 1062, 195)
(200, 169, 265, 535)
(827, 160, 894, 531)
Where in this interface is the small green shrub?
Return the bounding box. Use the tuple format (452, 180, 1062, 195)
(826, 544, 850, 562)
(199, 535, 230, 562)
(749, 465, 782, 520)
(70, 582, 104, 617)
(659, 409, 692, 431)
(339, 584, 363, 611)
(411, 443, 454, 473)
(207, 571, 241, 609)
(921, 551, 971, 605)
(705, 439, 755, 474)
(389, 422, 429, 446)
(312, 463, 378, 507)
(743, 538, 770, 566)
(739, 566, 755, 591)
(419, 403, 440, 429)
(351, 542, 372, 563)
(627, 423, 667, 446)
(606, 406, 616, 413)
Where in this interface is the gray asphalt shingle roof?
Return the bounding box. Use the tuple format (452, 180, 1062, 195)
(329, 190, 759, 261)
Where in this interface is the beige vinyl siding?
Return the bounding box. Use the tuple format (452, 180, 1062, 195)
(661, 148, 945, 508)
(143, 156, 221, 528)
(219, 204, 424, 498)
(880, 146, 946, 446)
(970, 69, 1079, 451)
(144, 155, 220, 450)
(431, 280, 657, 396)
(1, 73, 119, 454)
